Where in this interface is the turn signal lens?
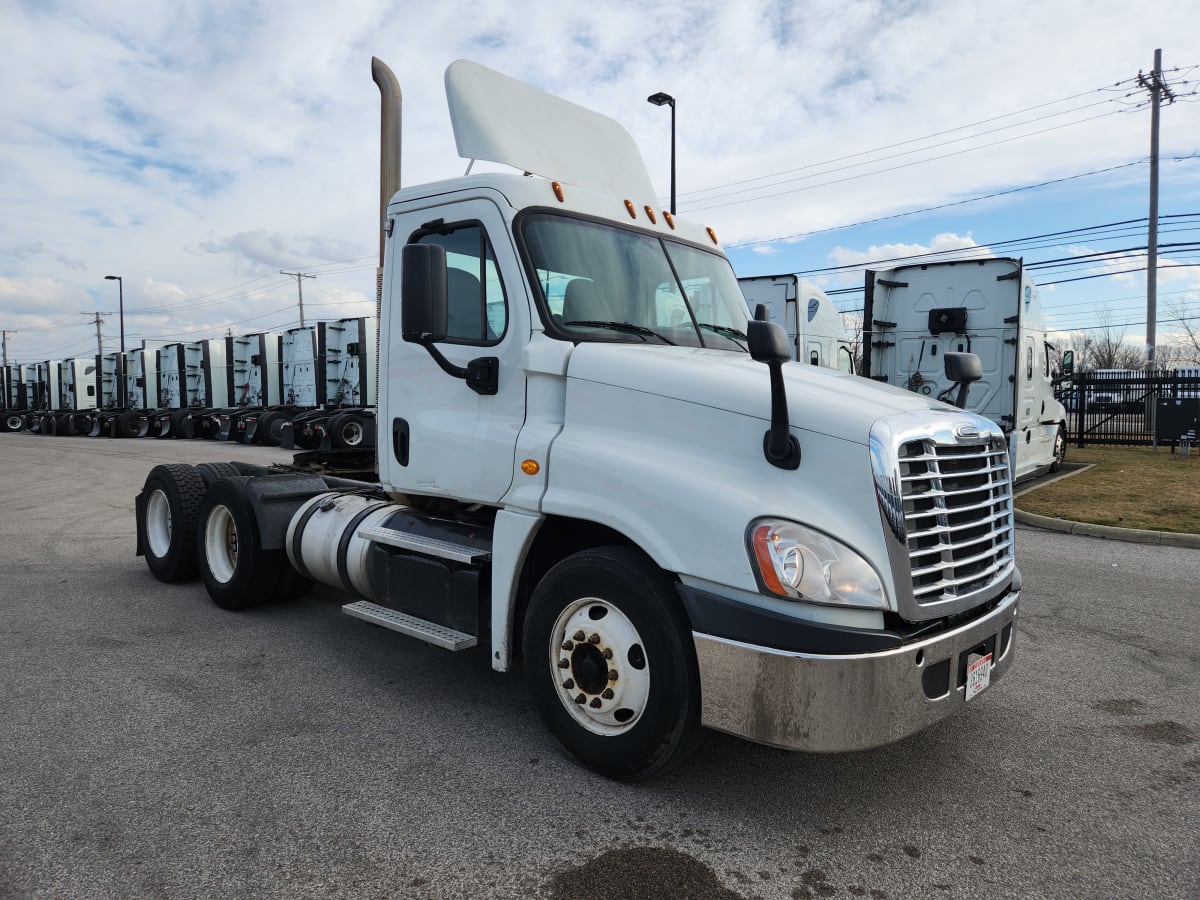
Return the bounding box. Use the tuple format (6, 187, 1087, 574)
(521, 459, 540, 475)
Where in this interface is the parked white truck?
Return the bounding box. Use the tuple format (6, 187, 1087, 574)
(738, 275, 854, 372)
(135, 59, 1021, 779)
(863, 258, 1067, 483)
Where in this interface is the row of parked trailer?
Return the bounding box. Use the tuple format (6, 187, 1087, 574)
(0, 317, 377, 451)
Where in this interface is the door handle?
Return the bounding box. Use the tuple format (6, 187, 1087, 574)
(392, 417, 409, 466)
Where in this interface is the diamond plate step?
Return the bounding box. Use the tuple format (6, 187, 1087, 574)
(342, 601, 477, 651)
(357, 526, 491, 564)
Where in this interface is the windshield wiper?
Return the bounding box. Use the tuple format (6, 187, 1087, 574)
(696, 323, 748, 347)
(564, 320, 677, 345)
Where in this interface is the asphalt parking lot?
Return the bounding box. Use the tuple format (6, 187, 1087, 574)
(1, 433, 1197, 899)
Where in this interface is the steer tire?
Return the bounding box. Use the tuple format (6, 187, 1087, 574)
(1050, 426, 1067, 473)
(522, 546, 702, 781)
(197, 476, 291, 611)
(140, 464, 207, 583)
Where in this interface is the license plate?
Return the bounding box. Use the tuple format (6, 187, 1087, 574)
(965, 652, 993, 701)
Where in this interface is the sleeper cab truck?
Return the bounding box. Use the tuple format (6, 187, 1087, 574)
(38, 358, 95, 436)
(213, 331, 283, 443)
(153, 339, 230, 438)
(863, 257, 1068, 483)
(281, 317, 378, 452)
(134, 58, 1021, 780)
(738, 274, 855, 373)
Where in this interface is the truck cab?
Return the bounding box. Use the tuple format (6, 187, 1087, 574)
(136, 59, 1021, 780)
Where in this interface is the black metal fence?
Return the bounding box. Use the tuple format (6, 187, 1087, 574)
(1061, 373, 1200, 448)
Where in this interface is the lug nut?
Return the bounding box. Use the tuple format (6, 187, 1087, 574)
(573, 630, 585, 641)
(562, 679, 575, 690)
(589, 698, 602, 708)
(608, 670, 619, 682)
(561, 641, 574, 651)
(587, 633, 600, 644)
(575, 693, 586, 704)
(602, 688, 614, 700)
(602, 648, 613, 659)
(557, 659, 569, 669)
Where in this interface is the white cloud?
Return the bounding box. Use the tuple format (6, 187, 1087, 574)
(1, 0, 1198, 363)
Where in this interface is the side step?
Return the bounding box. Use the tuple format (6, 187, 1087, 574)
(342, 601, 477, 651)
(358, 526, 491, 565)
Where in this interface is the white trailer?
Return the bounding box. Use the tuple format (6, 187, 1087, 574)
(863, 257, 1067, 483)
(35, 358, 96, 435)
(738, 275, 854, 372)
(135, 58, 1021, 780)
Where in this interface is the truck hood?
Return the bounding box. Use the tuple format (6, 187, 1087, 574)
(565, 343, 951, 444)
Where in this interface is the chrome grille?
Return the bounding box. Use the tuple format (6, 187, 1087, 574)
(898, 437, 1014, 606)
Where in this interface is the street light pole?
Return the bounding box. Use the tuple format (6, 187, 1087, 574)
(104, 275, 124, 353)
(647, 91, 676, 215)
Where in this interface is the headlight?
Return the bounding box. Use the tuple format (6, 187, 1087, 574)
(747, 519, 886, 609)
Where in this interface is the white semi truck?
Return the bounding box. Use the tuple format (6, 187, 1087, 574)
(135, 59, 1021, 779)
(153, 339, 231, 438)
(279, 316, 378, 452)
(863, 258, 1068, 483)
(737, 275, 854, 372)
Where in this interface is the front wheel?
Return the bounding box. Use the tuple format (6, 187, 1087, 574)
(522, 546, 701, 781)
(1050, 426, 1066, 473)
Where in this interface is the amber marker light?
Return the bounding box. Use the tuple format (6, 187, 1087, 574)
(521, 459, 540, 475)
(624, 199, 637, 218)
(552, 182, 565, 202)
(644, 205, 657, 224)
(663, 211, 675, 229)
(706, 227, 718, 244)
(751, 524, 786, 595)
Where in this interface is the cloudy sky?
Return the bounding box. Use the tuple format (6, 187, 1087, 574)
(3, 0, 1199, 365)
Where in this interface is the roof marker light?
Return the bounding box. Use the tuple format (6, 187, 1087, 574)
(663, 211, 675, 229)
(644, 205, 657, 224)
(624, 199, 637, 219)
(551, 182, 565, 202)
(706, 227, 718, 244)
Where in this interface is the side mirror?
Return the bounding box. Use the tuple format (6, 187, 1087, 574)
(943, 351, 982, 410)
(401, 243, 448, 343)
(944, 351, 982, 384)
(1061, 349, 1074, 377)
(747, 318, 790, 365)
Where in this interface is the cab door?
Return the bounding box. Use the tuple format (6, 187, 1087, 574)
(380, 198, 528, 504)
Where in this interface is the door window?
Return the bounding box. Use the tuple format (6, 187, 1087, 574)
(415, 222, 507, 344)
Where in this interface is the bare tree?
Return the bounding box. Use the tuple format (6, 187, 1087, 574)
(1089, 309, 1145, 370)
(1163, 295, 1200, 365)
(841, 310, 864, 374)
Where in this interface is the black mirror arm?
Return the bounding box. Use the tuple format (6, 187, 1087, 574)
(419, 338, 499, 396)
(763, 359, 801, 470)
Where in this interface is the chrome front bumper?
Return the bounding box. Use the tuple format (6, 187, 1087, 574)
(693, 590, 1019, 753)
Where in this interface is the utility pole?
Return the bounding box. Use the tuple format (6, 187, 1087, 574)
(1138, 48, 1176, 374)
(1, 330, 16, 367)
(1138, 49, 1176, 450)
(81, 312, 113, 357)
(280, 270, 316, 328)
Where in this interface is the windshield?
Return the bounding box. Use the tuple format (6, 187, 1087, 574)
(520, 213, 750, 351)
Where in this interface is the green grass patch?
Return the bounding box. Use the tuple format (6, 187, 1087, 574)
(1017, 445, 1200, 534)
